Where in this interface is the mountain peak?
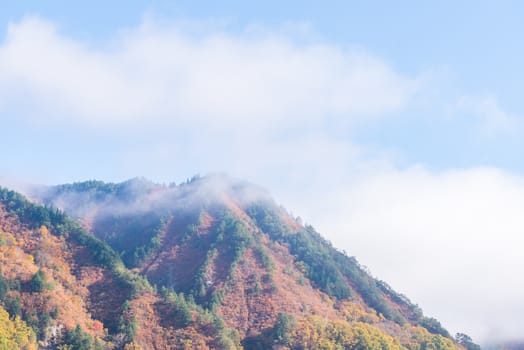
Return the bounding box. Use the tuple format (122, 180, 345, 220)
(0, 179, 473, 349)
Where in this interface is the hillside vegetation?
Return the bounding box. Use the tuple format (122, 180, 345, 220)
(0, 175, 479, 349)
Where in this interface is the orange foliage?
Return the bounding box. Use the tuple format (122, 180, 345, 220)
(0, 206, 107, 339)
(92, 320, 104, 333)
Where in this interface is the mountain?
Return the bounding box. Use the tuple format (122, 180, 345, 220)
(0, 175, 478, 349)
(484, 342, 524, 350)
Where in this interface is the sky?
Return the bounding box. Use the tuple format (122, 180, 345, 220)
(1, 0, 524, 344)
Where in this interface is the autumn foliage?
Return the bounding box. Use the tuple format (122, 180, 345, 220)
(0, 178, 475, 350)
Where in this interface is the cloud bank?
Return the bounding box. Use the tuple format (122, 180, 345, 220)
(296, 166, 524, 344)
(1, 15, 523, 345)
(0, 16, 417, 130)
(455, 95, 521, 136)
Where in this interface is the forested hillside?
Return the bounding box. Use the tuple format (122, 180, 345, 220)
(0, 175, 479, 349)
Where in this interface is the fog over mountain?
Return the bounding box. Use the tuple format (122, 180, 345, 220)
(2, 2, 524, 348)
(0, 176, 482, 349)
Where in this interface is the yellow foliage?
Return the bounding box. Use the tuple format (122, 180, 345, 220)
(39, 225, 50, 237)
(181, 339, 193, 349)
(289, 316, 404, 350)
(0, 306, 37, 350)
(0, 231, 16, 246)
(321, 294, 335, 308)
(404, 326, 458, 350)
(124, 342, 142, 350)
(340, 302, 380, 323)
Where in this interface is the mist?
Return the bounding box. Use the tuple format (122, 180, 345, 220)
(5, 165, 524, 345)
(33, 175, 273, 223)
(288, 166, 524, 345)
(1, 12, 523, 347)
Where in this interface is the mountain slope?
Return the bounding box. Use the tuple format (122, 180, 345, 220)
(0, 186, 242, 349)
(33, 174, 474, 349)
(0, 187, 123, 348)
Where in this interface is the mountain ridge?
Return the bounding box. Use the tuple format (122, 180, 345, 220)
(0, 175, 480, 349)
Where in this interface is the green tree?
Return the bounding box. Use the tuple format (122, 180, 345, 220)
(455, 333, 481, 350)
(4, 295, 21, 317)
(30, 269, 49, 293)
(64, 325, 93, 350)
(273, 313, 296, 344)
(174, 303, 192, 328)
(0, 276, 7, 301)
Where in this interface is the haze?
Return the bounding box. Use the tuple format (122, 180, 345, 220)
(2, 1, 524, 345)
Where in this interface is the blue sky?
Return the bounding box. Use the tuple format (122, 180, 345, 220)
(1, 1, 524, 344)
(2, 0, 524, 179)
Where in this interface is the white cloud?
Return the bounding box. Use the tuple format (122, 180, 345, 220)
(3, 14, 524, 346)
(291, 165, 524, 344)
(455, 95, 520, 136)
(0, 16, 418, 130)
(0, 176, 38, 196)
(119, 128, 524, 344)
